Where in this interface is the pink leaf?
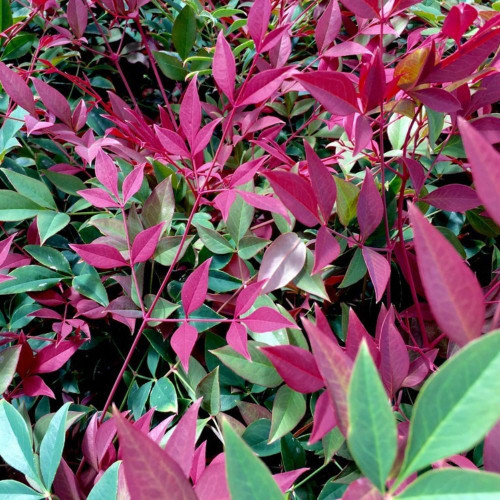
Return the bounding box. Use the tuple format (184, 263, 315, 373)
(122, 164, 145, 203)
(213, 31, 235, 103)
(264, 171, 320, 227)
(33, 340, 83, 374)
(345, 308, 380, 366)
(180, 76, 201, 149)
(77, 188, 120, 208)
(323, 41, 372, 58)
(229, 158, 266, 188)
(247, 0, 271, 51)
(410, 88, 461, 113)
(234, 281, 265, 317)
(235, 190, 289, 220)
(155, 126, 190, 157)
(402, 157, 425, 194)
(182, 258, 212, 315)
(362, 247, 390, 303)
(273, 468, 309, 493)
(260, 345, 324, 394)
(237, 67, 295, 106)
(166, 399, 202, 478)
(309, 390, 336, 444)
(342, 478, 383, 500)
(458, 118, 500, 226)
(70, 243, 128, 269)
(131, 223, 165, 264)
(358, 169, 383, 240)
(171, 323, 198, 371)
(379, 308, 410, 396)
(409, 203, 485, 345)
(190, 441, 207, 484)
(0, 233, 16, 269)
(304, 141, 336, 222)
(484, 420, 500, 474)
(67, 0, 88, 39)
(402, 349, 438, 388)
(303, 305, 352, 435)
(193, 454, 229, 500)
(258, 232, 306, 294)
(340, 0, 379, 19)
(353, 114, 373, 156)
(315, 0, 341, 53)
(421, 184, 480, 213)
(313, 226, 340, 275)
(32, 78, 72, 127)
(95, 150, 119, 198)
(294, 71, 359, 116)
(227, 322, 250, 360)
(193, 118, 222, 156)
(260, 24, 290, 54)
(23, 375, 55, 398)
(114, 409, 197, 500)
(241, 307, 295, 332)
(0, 63, 36, 115)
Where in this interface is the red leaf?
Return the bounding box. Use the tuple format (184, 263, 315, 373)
(122, 164, 145, 203)
(260, 344, 324, 394)
(77, 188, 121, 208)
(294, 71, 359, 116)
(131, 223, 165, 264)
(361, 49, 385, 112)
(227, 322, 249, 360)
(345, 308, 380, 366)
(458, 118, 500, 226)
(313, 226, 340, 275)
(242, 307, 295, 333)
(402, 157, 425, 194)
(315, 0, 341, 53)
(180, 76, 201, 149)
(182, 258, 212, 315)
(155, 126, 190, 157)
(32, 78, 72, 127)
(410, 88, 462, 113)
(340, 0, 378, 18)
(67, 0, 88, 38)
(484, 420, 500, 474)
(70, 243, 128, 269)
(309, 390, 336, 444)
(165, 399, 202, 478)
(362, 247, 390, 303)
(95, 150, 119, 198)
(421, 184, 480, 213)
(357, 169, 383, 240)
(234, 281, 265, 317)
(264, 170, 320, 227)
(114, 409, 196, 500)
(409, 203, 485, 346)
(213, 31, 236, 103)
(304, 141, 336, 222)
(23, 375, 55, 398)
(442, 4, 478, 46)
(33, 340, 83, 374)
(0, 63, 36, 115)
(171, 323, 198, 371)
(247, 0, 271, 51)
(237, 67, 295, 106)
(379, 308, 409, 396)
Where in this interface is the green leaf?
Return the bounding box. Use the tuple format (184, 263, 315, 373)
(208, 270, 241, 292)
(348, 342, 397, 492)
(0, 480, 44, 499)
(238, 236, 269, 259)
(129, 382, 153, 420)
(243, 419, 281, 457)
(150, 377, 178, 413)
(0, 190, 43, 221)
(269, 386, 306, 443)
(426, 107, 444, 150)
(40, 403, 70, 490)
(0, 266, 63, 295)
(145, 295, 179, 325)
(72, 265, 108, 306)
(0, 401, 39, 485)
(340, 248, 367, 288)
(212, 341, 283, 388)
(2, 33, 35, 60)
(196, 224, 234, 254)
(334, 177, 359, 226)
(172, 5, 196, 60)
(87, 461, 121, 500)
(1, 169, 56, 210)
(0, 345, 21, 394)
(223, 420, 284, 500)
(0, 0, 13, 32)
(398, 330, 500, 482)
(154, 52, 188, 81)
(195, 366, 220, 416)
(396, 469, 500, 499)
(25, 245, 71, 274)
(155, 235, 194, 266)
(227, 195, 254, 243)
(37, 212, 70, 245)
(293, 249, 329, 300)
(143, 177, 174, 230)
(44, 170, 86, 196)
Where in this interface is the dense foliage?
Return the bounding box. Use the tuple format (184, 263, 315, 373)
(0, 0, 500, 498)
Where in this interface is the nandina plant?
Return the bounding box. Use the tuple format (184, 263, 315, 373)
(0, 0, 500, 498)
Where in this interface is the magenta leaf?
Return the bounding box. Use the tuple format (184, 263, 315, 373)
(241, 307, 295, 333)
(0, 233, 16, 268)
(294, 71, 359, 116)
(410, 88, 462, 113)
(304, 141, 336, 222)
(313, 226, 340, 275)
(484, 420, 500, 474)
(342, 478, 383, 500)
(235, 190, 289, 220)
(315, 0, 341, 53)
(274, 468, 309, 493)
(77, 188, 121, 208)
(155, 126, 190, 157)
(458, 118, 500, 226)
(357, 169, 383, 240)
(409, 203, 485, 346)
(361, 49, 385, 112)
(23, 375, 55, 398)
(402, 349, 438, 388)
(32, 78, 73, 127)
(95, 150, 119, 198)
(402, 157, 425, 194)
(114, 409, 197, 500)
(33, 340, 83, 374)
(70, 243, 128, 269)
(171, 323, 198, 371)
(0, 63, 36, 115)
(181, 258, 212, 315)
(66, 0, 88, 39)
(264, 170, 320, 227)
(442, 4, 478, 45)
(341, 0, 379, 18)
(213, 31, 235, 103)
(180, 76, 201, 149)
(421, 184, 480, 213)
(234, 281, 265, 317)
(345, 308, 380, 366)
(227, 322, 250, 360)
(362, 247, 390, 303)
(260, 345, 324, 394)
(247, 0, 271, 51)
(122, 164, 145, 203)
(193, 118, 222, 156)
(309, 390, 337, 444)
(131, 223, 165, 264)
